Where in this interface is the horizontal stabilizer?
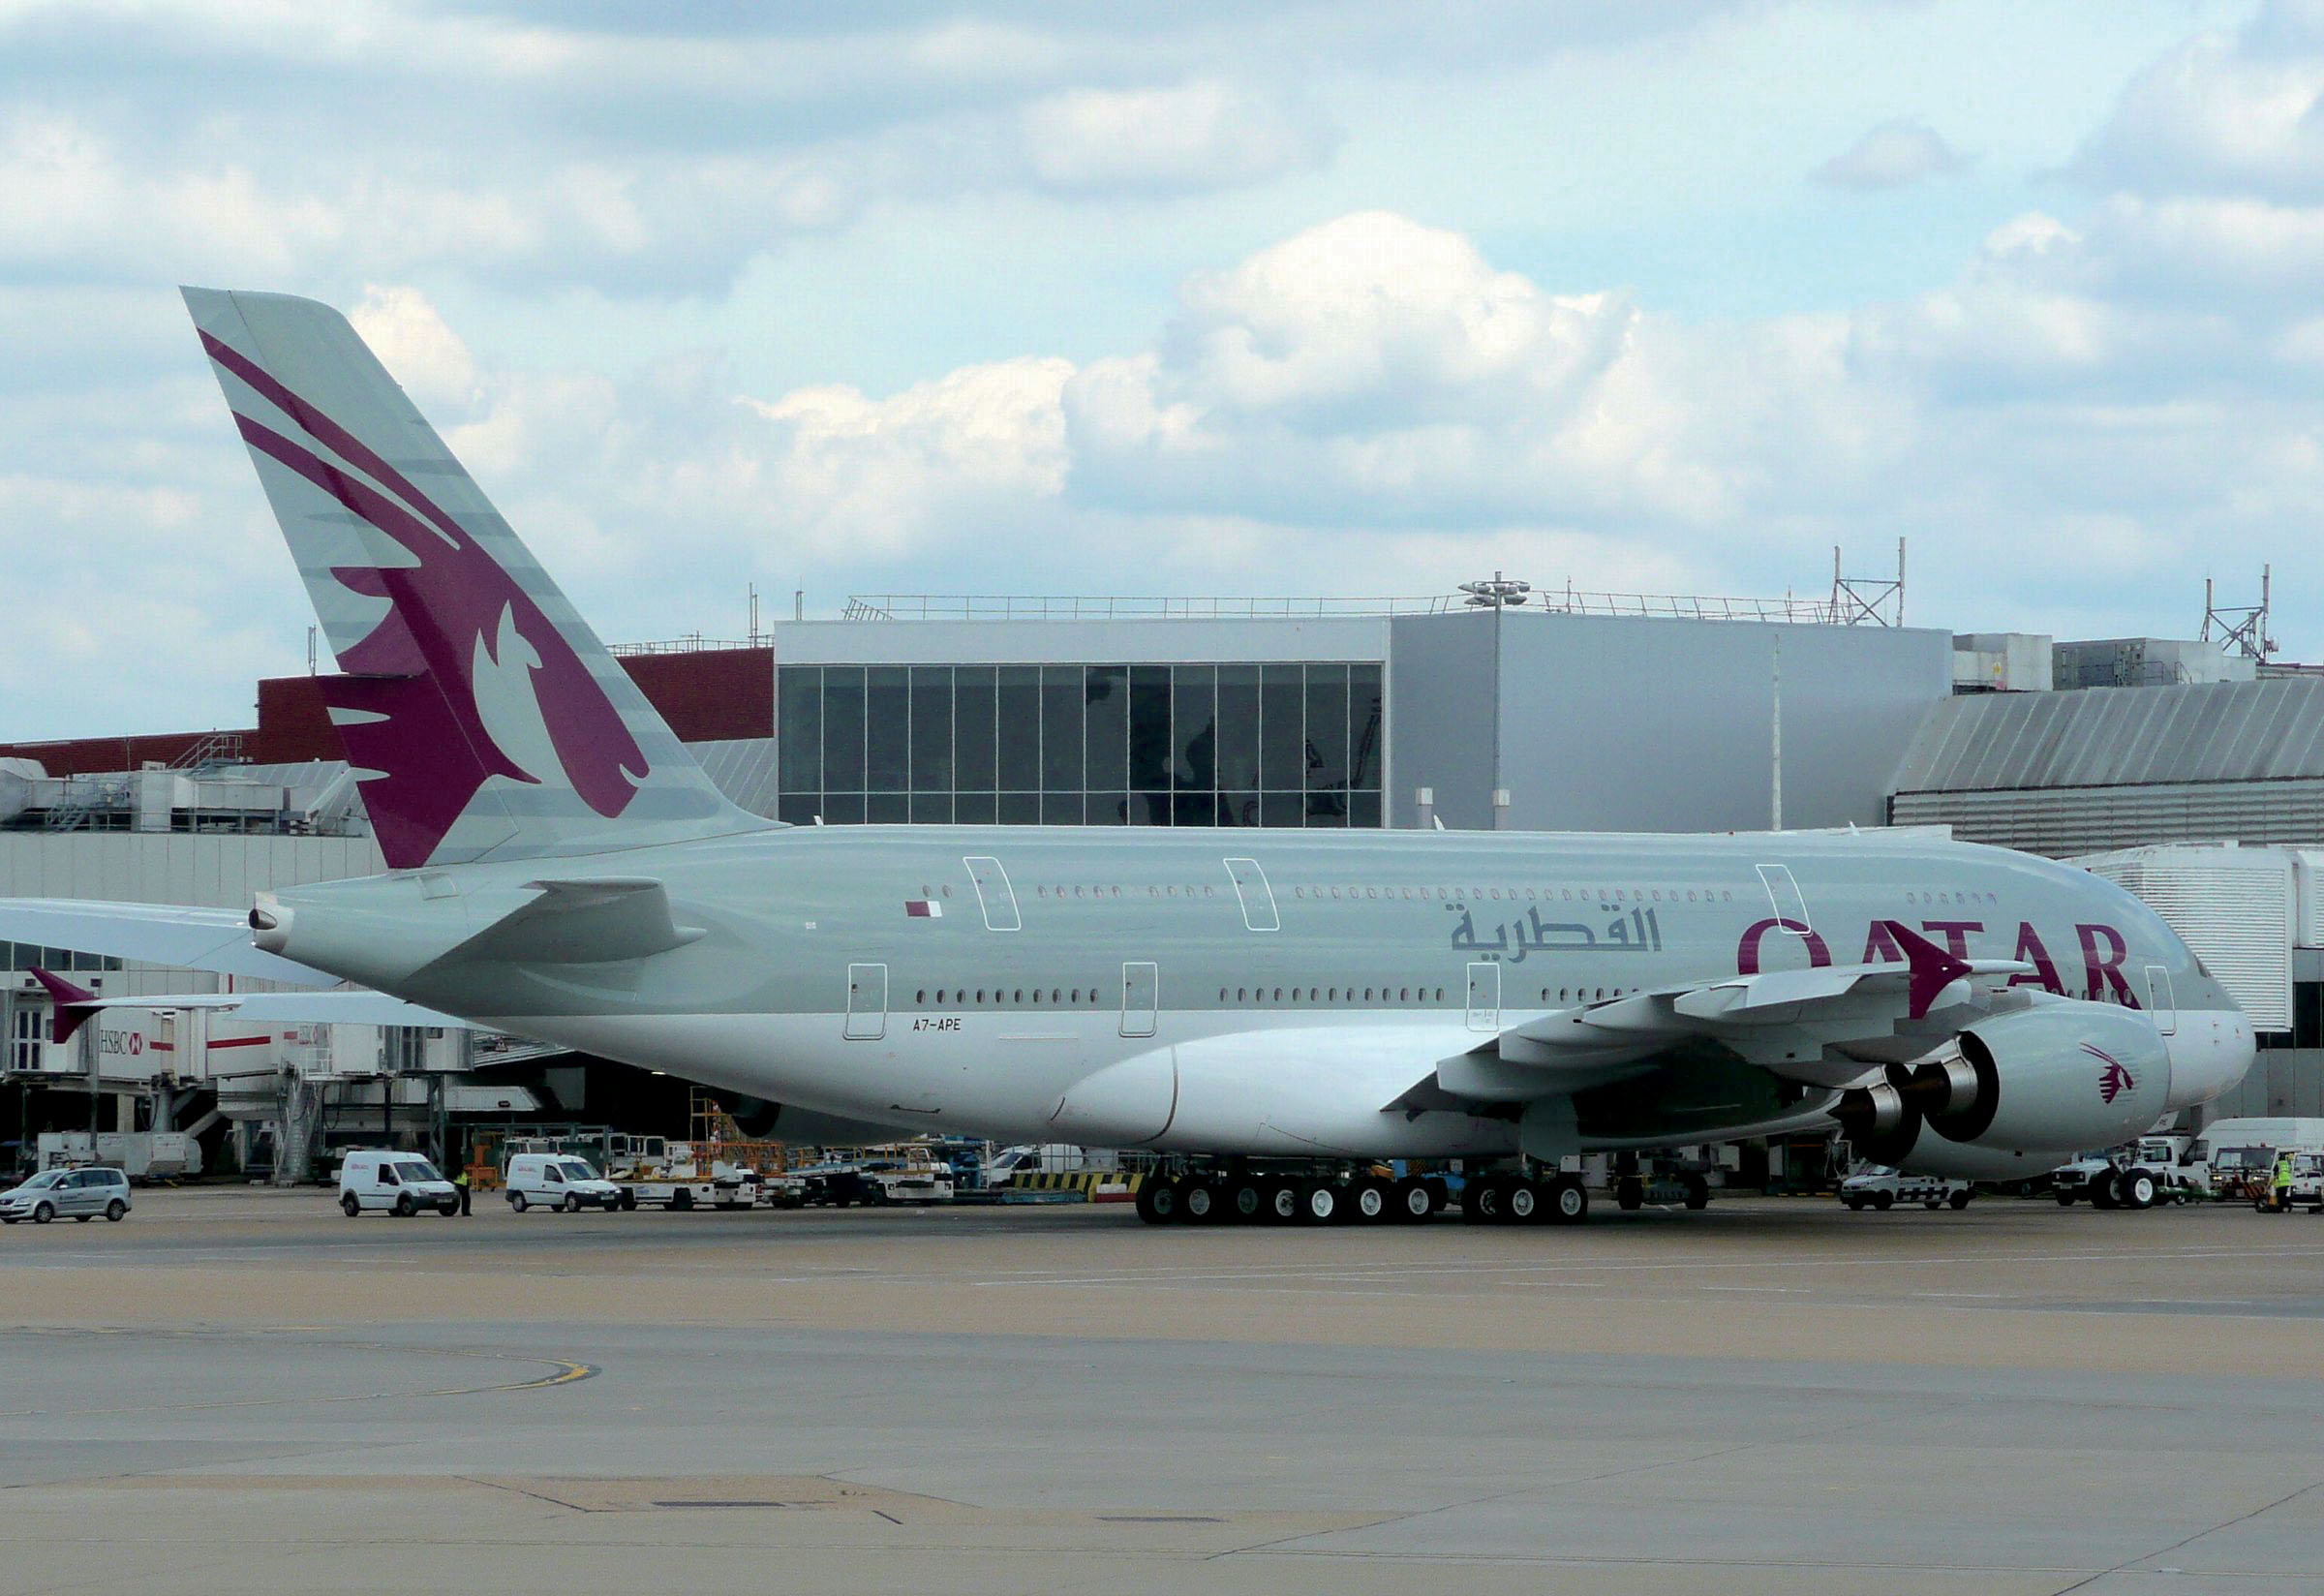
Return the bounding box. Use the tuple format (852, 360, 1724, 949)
(0, 899, 338, 986)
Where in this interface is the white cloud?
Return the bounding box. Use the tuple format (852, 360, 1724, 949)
(350, 284, 477, 414)
(1020, 80, 1334, 192)
(1811, 118, 1970, 191)
(2075, 1, 2324, 200)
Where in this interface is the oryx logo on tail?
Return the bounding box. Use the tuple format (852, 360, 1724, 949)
(196, 329, 648, 868)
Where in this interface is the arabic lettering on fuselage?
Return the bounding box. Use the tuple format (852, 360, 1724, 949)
(1447, 901, 1663, 963)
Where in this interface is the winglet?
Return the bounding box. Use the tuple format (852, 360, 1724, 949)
(1880, 922, 1972, 1020)
(28, 967, 100, 1045)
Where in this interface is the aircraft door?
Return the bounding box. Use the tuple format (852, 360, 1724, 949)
(2146, 966, 2177, 1036)
(1466, 962, 1500, 1031)
(1223, 858, 1279, 932)
(844, 963, 888, 1040)
(1755, 863, 1812, 933)
(1120, 962, 1158, 1038)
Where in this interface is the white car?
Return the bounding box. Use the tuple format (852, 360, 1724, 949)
(505, 1153, 626, 1212)
(1840, 1167, 1973, 1212)
(338, 1150, 460, 1217)
(1, 1166, 133, 1225)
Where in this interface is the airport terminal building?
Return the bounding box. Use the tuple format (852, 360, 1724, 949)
(5, 591, 2322, 1165)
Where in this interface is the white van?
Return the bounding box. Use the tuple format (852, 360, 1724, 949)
(338, 1150, 459, 1217)
(505, 1153, 625, 1212)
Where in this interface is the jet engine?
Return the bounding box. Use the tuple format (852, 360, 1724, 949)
(1834, 1001, 2171, 1163)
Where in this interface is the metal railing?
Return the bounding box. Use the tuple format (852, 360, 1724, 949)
(841, 594, 1460, 621)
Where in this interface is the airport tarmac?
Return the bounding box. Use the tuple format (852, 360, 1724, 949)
(4, 1190, 2323, 1594)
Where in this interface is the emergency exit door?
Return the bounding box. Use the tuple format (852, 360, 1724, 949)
(845, 963, 887, 1040)
(1466, 962, 1501, 1031)
(1120, 962, 1158, 1038)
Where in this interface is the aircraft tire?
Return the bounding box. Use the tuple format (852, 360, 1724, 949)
(2118, 1171, 2157, 1211)
(1227, 1179, 1267, 1222)
(1262, 1180, 1300, 1223)
(1135, 1178, 1178, 1225)
(1547, 1176, 1589, 1225)
(1182, 1182, 1219, 1223)
(1352, 1178, 1392, 1223)
(1465, 1180, 1502, 1224)
(1392, 1177, 1433, 1221)
(1299, 1182, 1340, 1224)
(1504, 1179, 1541, 1224)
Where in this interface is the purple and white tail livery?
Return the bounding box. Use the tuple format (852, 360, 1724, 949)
(183, 289, 760, 869)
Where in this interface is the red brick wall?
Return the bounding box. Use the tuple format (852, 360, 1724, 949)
(0, 647, 775, 775)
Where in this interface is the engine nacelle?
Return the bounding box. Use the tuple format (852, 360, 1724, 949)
(1905, 1001, 2172, 1152)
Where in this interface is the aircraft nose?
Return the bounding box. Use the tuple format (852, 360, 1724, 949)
(2165, 1013, 2255, 1112)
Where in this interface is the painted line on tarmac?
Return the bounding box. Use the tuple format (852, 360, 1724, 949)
(0, 1330, 596, 1419)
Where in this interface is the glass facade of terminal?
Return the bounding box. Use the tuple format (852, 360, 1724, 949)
(775, 662, 1384, 827)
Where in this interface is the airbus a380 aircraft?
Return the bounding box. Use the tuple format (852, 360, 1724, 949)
(0, 291, 2255, 1224)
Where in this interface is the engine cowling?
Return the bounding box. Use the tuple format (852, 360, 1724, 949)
(1905, 1001, 2172, 1152)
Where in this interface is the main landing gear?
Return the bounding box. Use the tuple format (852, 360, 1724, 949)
(1456, 1173, 1591, 1227)
(1135, 1171, 1451, 1226)
(1132, 1168, 1597, 1226)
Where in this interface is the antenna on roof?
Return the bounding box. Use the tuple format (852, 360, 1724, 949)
(2201, 567, 2278, 660)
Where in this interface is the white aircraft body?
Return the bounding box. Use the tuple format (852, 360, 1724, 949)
(0, 292, 2255, 1221)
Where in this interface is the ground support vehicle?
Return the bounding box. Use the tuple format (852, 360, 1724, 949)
(2281, 1151, 2324, 1212)
(1, 1166, 133, 1224)
(505, 1153, 626, 1212)
(1605, 1151, 1719, 1212)
(1840, 1167, 1973, 1212)
(337, 1151, 459, 1217)
(2210, 1145, 2283, 1204)
(606, 1176, 719, 1212)
(2050, 1148, 2198, 1210)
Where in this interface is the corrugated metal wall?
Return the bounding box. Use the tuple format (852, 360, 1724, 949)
(2076, 846, 2295, 1029)
(1890, 779, 2324, 857)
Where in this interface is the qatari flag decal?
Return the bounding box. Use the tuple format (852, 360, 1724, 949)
(905, 900, 943, 918)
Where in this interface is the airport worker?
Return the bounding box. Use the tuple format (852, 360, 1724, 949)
(2272, 1152, 2294, 1210)
(453, 1165, 473, 1216)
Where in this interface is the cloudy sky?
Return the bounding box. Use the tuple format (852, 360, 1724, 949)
(5, 0, 2320, 738)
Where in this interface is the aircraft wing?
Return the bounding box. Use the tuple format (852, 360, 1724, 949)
(0, 898, 339, 985)
(1447, 920, 2032, 1099)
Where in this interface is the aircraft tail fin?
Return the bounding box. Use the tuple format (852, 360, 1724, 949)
(182, 288, 767, 869)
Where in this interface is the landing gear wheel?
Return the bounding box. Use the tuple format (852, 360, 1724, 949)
(1228, 1180, 1266, 1222)
(1393, 1178, 1434, 1221)
(1615, 1177, 1643, 1212)
(1299, 1182, 1341, 1224)
(1135, 1177, 1180, 1225)
(1948, 1188, 1973, 1212)
(342, 1193, 362, 1217)
(1504, 1179, 1541, 1224)
(1466, 1179, 1503, 1224)
(509, 1191, 529, 1212)
(105, 1199, 126, 1222)
(1872, 1189, 1894, 1212)
(1682, 1174, 1711, 1212)
(1263, 1181, 1300, 1223)
(2117, 1170, 2157, 1211)
(1547, 1175, 1589, 1225)
(1352, 1178, 1392, 1223)
(393, 1193, 415, 1217)
(1182, 1182, 1219, 1223)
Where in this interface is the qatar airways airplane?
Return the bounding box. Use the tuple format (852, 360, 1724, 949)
(0, 291, 2255, 1224)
